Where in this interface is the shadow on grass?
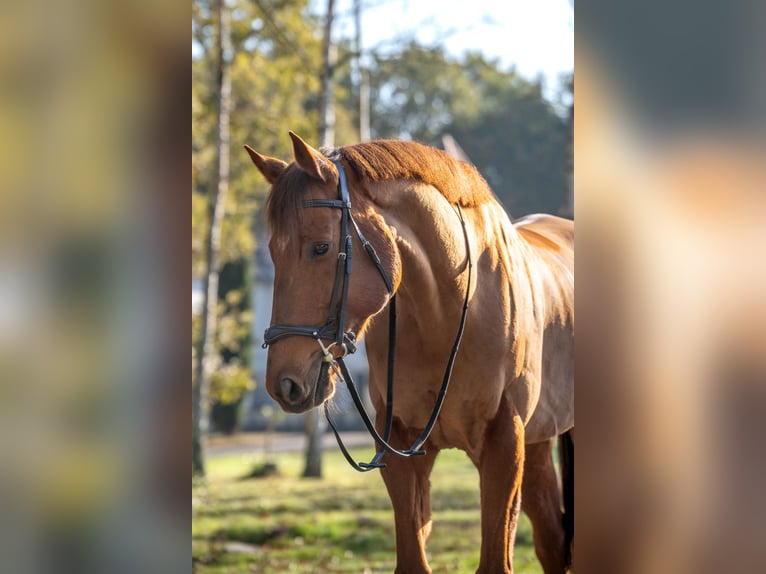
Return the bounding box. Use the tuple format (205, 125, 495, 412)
(193, 448, 542, 573)
(241, 462, 281, 479)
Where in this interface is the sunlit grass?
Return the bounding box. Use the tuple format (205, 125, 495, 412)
(192, 445, 540, 573)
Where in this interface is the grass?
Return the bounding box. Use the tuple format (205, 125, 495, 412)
(192, 444, 541, 573)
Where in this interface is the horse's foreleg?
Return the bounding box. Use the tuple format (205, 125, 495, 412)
(379, 420, 439, 574)
(522, 440, 567, 573)
(476, 405, 525, 574)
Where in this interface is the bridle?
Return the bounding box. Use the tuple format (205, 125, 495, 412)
(262, 157, 473, 472)
(262, 158, 386, 356)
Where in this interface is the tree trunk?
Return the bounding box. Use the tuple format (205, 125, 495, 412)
(193, 0, 232, 477)
(302, 408, 324, 477)
(303, 0, 336, 478)
(318, 0, 336, 148)
(564, 77, 574, 218)
(354, 0, 370, 141)
(359, 68, 371, 142)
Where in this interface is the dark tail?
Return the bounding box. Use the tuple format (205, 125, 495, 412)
(559, 429, 574, 569)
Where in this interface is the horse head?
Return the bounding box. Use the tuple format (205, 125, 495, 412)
(245, 132, 400, 413)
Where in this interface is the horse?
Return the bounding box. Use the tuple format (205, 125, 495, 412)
(245, 132, 574, 574)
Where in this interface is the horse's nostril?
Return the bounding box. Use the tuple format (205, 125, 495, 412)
(280, 377, 303, 404)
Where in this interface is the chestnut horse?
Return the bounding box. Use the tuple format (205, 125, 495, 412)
(245, 132, 574, 574)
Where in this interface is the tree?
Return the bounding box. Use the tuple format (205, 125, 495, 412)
(562, 72, 574, 218)
(366, 43, 570, 216)
(354, 0, 370, 141)
(193, 0, 233, 477)
(447, 66, 568, 216)
(302, 0, 336, 479)
(368, 41, 474, 142)
(193, 0, 327, 476)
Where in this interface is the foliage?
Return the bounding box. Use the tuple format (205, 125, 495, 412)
(209, 259, 255, 434)
(192, 447, 541, 573)
(366, 43, 570, 216)
(193, 0, 323, 270)
(209, 362, 252, 405)
(368, 41, 475, 142)
(448, 67, 569, 216)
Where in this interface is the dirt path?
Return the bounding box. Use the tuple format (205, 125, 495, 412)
(206, 431, 374, 457)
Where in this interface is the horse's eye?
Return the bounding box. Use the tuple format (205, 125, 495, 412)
(313, 242, 330, 256)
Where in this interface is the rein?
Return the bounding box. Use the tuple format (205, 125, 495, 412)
(262, 158, 473, 472)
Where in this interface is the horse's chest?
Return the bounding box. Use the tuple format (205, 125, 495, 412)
(391, 376, 499, 452)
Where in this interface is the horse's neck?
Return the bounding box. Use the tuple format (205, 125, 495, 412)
(376, 184, 515, 343)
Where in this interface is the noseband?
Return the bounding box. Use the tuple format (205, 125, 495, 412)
(262, 158, 473, 472)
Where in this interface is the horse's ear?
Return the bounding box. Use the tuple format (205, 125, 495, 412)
(289, 131, 334, 183)
(244, 145, 288, 184)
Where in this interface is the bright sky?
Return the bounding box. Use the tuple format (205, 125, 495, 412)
(329, 0, 573, 100)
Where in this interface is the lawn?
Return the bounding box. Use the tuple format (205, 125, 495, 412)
(192, 444, 541, 573)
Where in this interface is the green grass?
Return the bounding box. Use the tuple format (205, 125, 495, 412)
(192, 445, 541, 573)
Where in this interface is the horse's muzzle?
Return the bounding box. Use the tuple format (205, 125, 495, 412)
(271, 362, 333, 413)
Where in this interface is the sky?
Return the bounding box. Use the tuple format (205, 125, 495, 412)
(327, 0, 574, 100)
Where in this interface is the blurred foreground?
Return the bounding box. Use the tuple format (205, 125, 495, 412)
(0, 1, 188, 573)
(576, 4, 766, 570)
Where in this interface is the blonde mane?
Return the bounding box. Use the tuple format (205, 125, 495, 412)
(333, 140, 495, 208)
(266, 139, 495, 241)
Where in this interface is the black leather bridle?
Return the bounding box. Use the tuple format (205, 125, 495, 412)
(262, 159, 391, 356)
(262, 158, 473, 472)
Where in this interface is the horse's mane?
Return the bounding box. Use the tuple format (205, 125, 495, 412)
(266, 140, 495, 242)
(331, 140, 495, 207)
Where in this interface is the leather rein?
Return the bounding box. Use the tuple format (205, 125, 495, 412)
(262, 158, 473, 471)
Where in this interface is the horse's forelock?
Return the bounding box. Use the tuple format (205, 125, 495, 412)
(265, 165, 309, 246)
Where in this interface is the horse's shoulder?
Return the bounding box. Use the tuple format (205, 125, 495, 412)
(512, 213, 574, 254)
